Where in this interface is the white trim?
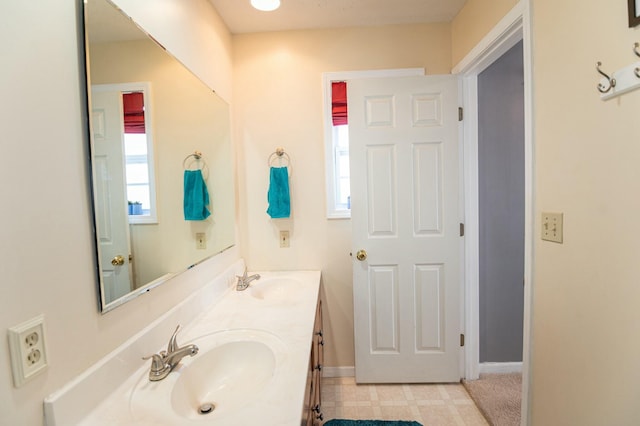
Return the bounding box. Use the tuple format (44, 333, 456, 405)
(452, 2, 525, 75)
(478, 362, 523, 375)
(461, 75, 480, 381)
(520, 3, 534, 424)
(322, 68, 425, 219)
(322, 366, 355, 378)
(454, 2, 533, 426)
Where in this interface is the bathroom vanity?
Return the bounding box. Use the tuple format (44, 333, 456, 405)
(44, 262, 323, 426)
(303, 298, 324, 425)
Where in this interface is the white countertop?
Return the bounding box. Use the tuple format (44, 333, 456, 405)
(77, 270, 321, 426)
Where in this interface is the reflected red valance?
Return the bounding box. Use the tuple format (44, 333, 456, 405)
(123, 92, 145, 134)
(331, 81, 348, 126)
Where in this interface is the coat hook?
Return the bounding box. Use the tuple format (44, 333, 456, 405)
(634, 43, 640, 78)
(596, 61, 616, 93)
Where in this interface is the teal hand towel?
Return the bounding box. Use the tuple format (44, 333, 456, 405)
(267, 166, 290, 219)
(183, 169, 211, 221)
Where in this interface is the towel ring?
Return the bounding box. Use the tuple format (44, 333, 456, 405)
(183, 151, 209, 180)
(268, 147, 292, 177)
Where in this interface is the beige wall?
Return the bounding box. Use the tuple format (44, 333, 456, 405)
(451, 0, 519, 66)
(233, 24, 451, 368)
(0, 2, 234, 425)
(530, 0, 640, 423)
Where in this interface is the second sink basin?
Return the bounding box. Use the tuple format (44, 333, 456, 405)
(248, 277, 306, 302)
(129, 329, 287, 424)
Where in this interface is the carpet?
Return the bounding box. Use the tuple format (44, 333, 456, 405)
(462, 373, 521, 426)
(323, 421, 422, 426)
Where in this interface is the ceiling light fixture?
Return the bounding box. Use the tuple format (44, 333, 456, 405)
(251, 0, 280, 12)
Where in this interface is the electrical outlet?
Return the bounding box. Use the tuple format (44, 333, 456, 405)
(280, 230, 290, 248)
(8, 314, 48, 387)
(196, 232, 206, 249)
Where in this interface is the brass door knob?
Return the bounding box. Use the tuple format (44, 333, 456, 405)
(355, 249, 367, 261)
(111, 255, 125, 266)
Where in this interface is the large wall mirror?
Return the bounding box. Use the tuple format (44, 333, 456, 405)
(84, 0, 236, 313)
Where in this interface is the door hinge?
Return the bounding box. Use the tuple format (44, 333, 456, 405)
(460, 333, 465, 347)
(458, 107, 464, 121)
(460, 223, 465, 237)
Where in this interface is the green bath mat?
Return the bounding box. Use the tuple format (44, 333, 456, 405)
(323, 421, 423, 426)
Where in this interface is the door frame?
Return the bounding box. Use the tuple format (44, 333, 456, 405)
(453, 1, 533, 425)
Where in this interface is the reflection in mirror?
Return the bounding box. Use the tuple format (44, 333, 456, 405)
(84, 0, 235, 312)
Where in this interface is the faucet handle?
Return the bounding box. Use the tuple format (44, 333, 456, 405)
(142, 353, 166, 373)
(236, 267, 248, 281)
(167, 325, 181, 353)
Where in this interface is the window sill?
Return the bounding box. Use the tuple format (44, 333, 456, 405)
(327, 211, 351, 220)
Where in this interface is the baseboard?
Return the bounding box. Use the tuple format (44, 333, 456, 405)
(323, 363, 522, 377)
(323, 366, 355, 378)
(478, 362, 522, 374)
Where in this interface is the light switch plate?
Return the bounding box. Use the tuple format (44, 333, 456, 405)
(196, 233, 206, 249)
(279, 231, 290, 248)
(541, 212, 563, 243)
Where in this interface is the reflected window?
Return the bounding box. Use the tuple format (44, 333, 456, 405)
(122, 89, 157, 223)
(124, 133, 151, 214)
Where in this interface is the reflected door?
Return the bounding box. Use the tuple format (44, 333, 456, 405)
(349, 75, 461, 382)
(91, 88, 132, 303)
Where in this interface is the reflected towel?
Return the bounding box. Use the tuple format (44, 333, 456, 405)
(266, 166, 290, 219)
(183, 169, 211, 221)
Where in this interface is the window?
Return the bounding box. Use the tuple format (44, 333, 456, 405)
(332, 122, 351, 212)
(121, 85, 157, 224)
(323, 69, 425, 219)
(124, 133, 152, 215)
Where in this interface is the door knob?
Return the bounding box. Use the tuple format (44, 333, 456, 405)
(355, 249, 367, 261)
(111, 255, 125, 266)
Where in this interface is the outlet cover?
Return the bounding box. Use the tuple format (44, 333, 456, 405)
(8, 314, 48, 387)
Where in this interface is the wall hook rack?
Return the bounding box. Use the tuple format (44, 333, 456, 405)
(634, 43, 640, 78)
(596, 62, 616, 93)
(597, 42, 640, 100)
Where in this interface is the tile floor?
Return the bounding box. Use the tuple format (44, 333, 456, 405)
(321, 377, 488, 426)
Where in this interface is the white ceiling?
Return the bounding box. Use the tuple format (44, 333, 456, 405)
(209, 0, 468, 34)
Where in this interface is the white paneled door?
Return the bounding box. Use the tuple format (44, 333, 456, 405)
(91, 87, 132, 304)
(349, 75, 461, 383)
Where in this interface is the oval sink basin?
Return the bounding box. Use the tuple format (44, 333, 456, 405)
(248, 278, 306, 302)
(129, 329, 286, 424)
(171, 340, 275, 419)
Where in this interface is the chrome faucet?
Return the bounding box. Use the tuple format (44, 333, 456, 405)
(142, 325, 199, 381)
(236, 268, 260, 291)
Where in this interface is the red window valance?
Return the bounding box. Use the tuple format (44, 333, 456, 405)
(123, 92, 146, 134)
(331, 81, 348, 126)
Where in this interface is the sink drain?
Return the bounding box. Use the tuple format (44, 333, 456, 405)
(198, 403, 216, 415)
